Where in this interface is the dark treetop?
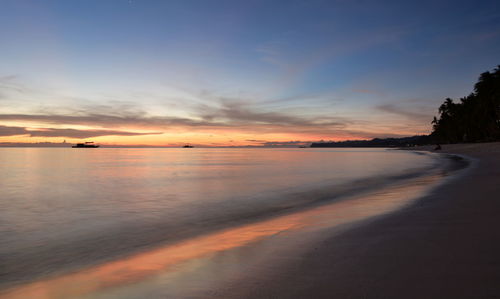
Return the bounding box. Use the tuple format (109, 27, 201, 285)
(431, 66, 500, 143)
(312, 65, 500, 147)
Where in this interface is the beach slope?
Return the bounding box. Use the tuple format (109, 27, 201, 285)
(216, 142, 500, 298)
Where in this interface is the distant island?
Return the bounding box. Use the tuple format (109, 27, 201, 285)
(311, 135, 431, 148)
(312, 65, 500, 148)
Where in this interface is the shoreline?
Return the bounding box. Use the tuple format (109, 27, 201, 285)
(209, 142, 500, 298)
(0, 149, 465, 298)
(0, 149, 448, 293)
(1, 144, 497, 298)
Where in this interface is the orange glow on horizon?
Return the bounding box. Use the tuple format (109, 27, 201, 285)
(0, 132, 371, 147)
(0, 114, 431, 146)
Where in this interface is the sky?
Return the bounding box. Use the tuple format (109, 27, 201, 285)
(0, 0, 499, 146)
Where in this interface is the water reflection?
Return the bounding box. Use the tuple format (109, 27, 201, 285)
(1, 148, 438, 290)
(1, 172, 442, 299)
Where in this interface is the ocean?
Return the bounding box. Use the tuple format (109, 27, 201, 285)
(0, 148, 466, 298)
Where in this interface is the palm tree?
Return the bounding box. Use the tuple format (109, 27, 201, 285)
(431, 66, 500, 143)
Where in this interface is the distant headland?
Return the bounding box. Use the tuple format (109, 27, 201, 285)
(310, 135, 431, 148)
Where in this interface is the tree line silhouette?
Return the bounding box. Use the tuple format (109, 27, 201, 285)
(311, 65, 499, 148)
(431, 66, 500, 143)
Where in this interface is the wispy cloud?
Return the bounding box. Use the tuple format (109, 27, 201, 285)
(0, 95, 422, 140)
(376, 103, 432, 122)
(0, 125, 27, 136)
(0, 125, 161, 138)
(0, 75, 430, 142)
(248, 26, 410, 98)
(199, 100, 347, 127)
(0, 97, 351, 131)
(0, 75, 27, 100)
(0, 113, 220, 128)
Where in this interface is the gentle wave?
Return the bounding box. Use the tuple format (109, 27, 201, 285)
(0, 149, 468, 290)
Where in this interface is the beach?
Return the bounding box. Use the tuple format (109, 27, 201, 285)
(2, 0, 499, 297)
(0, 145, 498, 298)
(206, 142, 500, 298)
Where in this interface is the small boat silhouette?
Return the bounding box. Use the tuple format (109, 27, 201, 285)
(72, 142, 100, 148)
(183, 144, 193, 148)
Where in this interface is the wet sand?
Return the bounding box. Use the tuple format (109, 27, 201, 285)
(208, 142, 500, 298)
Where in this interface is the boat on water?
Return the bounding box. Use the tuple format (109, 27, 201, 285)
(72, 142, 100, 148)
(183, 145, 194, 148)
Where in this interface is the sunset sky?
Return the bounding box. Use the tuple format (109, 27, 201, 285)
(1, 0, 499, 146)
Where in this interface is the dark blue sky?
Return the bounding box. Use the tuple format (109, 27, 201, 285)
(1, 0, 499, 145)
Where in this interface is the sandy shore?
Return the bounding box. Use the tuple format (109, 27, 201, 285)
(209, 142, 500, 298)
(2, 144, 498, 298)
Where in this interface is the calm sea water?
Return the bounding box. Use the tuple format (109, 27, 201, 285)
(0, 148, 450, 292)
